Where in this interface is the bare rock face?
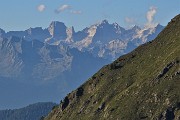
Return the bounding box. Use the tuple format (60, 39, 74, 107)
(158, 103, 180, 120)
(0, 28, 5, 36)
(61, 96, 70, 111)
(0, 37, 23, 77)
(48, 21, 67, 38)
(76, 87, 84, 98)
(0, 36, 72, 81)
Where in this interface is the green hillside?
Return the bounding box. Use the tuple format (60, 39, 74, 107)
(45, 14, 180, 120)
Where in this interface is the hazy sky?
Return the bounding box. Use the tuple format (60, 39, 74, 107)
(0, 0, 179, 31)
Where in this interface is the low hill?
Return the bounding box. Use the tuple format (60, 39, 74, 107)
(0, 102, 57, 120)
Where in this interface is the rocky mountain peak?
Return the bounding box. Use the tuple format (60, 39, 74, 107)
(131, 25, 141, 31)
(26, 27, 44, 35)
(48, 21, 67, 38)
(155, 24, 164, 30)
(93, 20, 110, 28)
(0, 28, 5, 37)
(100, 19, 109, 24)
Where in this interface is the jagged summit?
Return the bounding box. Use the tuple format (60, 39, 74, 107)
(0, 28, 5, 36)
(48, 21, 67, 37)
(100, 19, 109, 24)
(45, 14, 180, 120)
(156, 23, 164, 28)
(131, 25, 141, 31)
(95, 19, 109, 26)
(48, 21, 66, 27)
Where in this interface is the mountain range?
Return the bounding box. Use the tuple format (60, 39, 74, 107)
(0, 20, 164, 109)
(44, 14, 180, 120)
(0, 20, 164, 60)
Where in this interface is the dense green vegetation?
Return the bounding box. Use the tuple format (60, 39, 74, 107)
(45, 14, 180, 120)
(0, 102, 57, 120)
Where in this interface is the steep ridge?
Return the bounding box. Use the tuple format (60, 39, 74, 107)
(45, 14, 180, 120)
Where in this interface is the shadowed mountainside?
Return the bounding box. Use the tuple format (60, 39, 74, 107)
(0, 102, 57, 120)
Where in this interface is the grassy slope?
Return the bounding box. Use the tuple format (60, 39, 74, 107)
(45, 14, 180, 120)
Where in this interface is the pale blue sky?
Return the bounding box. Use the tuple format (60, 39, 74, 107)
(0, 0, 179, 32)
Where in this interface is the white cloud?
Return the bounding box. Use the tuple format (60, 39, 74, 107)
(70, 10, 82, 14)
(37, 4, 46, 12)
(145, 6, 157, 28)
(55, 5, 71, 14)
(125, 17, 135, 24)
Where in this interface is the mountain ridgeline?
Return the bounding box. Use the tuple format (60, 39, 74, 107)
(45, 14, 180, 120)
(0, 20, 164, 60)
